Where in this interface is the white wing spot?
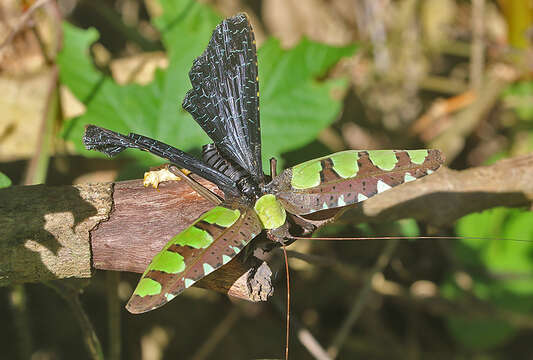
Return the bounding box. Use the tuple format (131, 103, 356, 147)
(427, 169, 434, 175)
(377, 180, 392, 193)
(184, 278, 195, 288)
(337, 195, 346, 207)
(203, 263, 215, 276)
(165, 293, 176, 301)
(322, 202, 329, 209)
(229, 246, 241, 254)
(357, 193, 368, 202)
(222, 254, 232, 264)
(404, 173, 417, 182)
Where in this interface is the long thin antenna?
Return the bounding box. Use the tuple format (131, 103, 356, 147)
(168, 165, 222, 206)
(291, 235, 533, 243)
(282, 243, 290, 360)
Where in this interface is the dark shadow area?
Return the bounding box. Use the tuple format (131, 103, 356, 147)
(0, 183, 98, 284)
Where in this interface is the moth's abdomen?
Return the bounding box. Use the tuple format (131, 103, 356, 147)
(202, 143, 249, 183)
(277, 149, 444, 215)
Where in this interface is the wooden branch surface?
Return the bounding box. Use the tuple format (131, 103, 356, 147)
(1, 153, 532, 298)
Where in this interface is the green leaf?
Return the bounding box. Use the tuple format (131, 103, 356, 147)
(455, 208, 533, 292)
(259, 38, 356, 169)
(58, 1, 220, 166)
(396, 218, 420, 238)
(503, 81, 533, 121)
(57, 24, 101, 102)
(445, 314, 515, 350)
(0, 172, 12, 188)
(442, 207, 533, 349)
(58, 0, 356, 173)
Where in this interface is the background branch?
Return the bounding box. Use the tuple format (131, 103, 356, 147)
(2, 154, 533, 296)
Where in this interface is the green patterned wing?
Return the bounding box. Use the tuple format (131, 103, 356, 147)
(126, 206, 263, 314)
(271, 149, 444, 215)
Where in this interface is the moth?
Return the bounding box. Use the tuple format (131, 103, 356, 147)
(83, 14, 444, 313)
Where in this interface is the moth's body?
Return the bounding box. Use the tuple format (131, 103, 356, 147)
(82, 14, 444, 313)
(128, 147, 442, 310)
(222, 148, 443, 232)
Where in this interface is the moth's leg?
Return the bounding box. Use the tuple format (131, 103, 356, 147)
(167, 165, 222, 206)
(143, 164, 223, 206)
(287, 213, 316, 236)
(266, 215, 317, 247)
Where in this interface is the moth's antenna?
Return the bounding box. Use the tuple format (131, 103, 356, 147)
(291, 235, 533, 243)
(167, 165, 222, 206)
(282, 243, 290, 360)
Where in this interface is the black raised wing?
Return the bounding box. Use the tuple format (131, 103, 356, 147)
(182, 14, 263, 185)
(83, 125, 239, 197)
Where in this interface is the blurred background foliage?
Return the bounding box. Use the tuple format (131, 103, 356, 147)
(1, 0, 533, 359)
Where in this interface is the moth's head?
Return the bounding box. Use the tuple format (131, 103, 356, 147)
(237, 176, 262, 204)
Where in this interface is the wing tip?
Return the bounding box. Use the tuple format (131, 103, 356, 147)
(82, 125, 130, 157)
(428, 149, 446, 168)
(126, 295, 166, 314)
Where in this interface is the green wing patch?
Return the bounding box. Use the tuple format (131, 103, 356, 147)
(126, 206, 262, 313)
(278, 149, 444, 215)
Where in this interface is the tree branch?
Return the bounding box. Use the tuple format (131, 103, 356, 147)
(1, 154, 532, 300)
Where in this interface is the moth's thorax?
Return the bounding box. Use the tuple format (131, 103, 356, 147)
(201, 143, 264, 204)
(236, 176, 262, 202)
(253, 194, 287, 230)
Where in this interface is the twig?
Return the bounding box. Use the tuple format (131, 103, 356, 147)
(285, 250, 363, 283)
(327, 240, 398, 359)
(418, 75, 468, 95)
(410, 90, 476, 141)
(46, 280, 104, 360)
(297, 327, 332, 360)
(470, 0, 485, 90)
(430, 64, 518, 161)
(7, 284, 33, 360)
(106, 272, 121, 360)
(272, 298, 331, 360)
(366, 0, 390, 72)
(190, 307, 241, 360)
(23, 66, 59, 185)
(0, 0, 51, 52)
